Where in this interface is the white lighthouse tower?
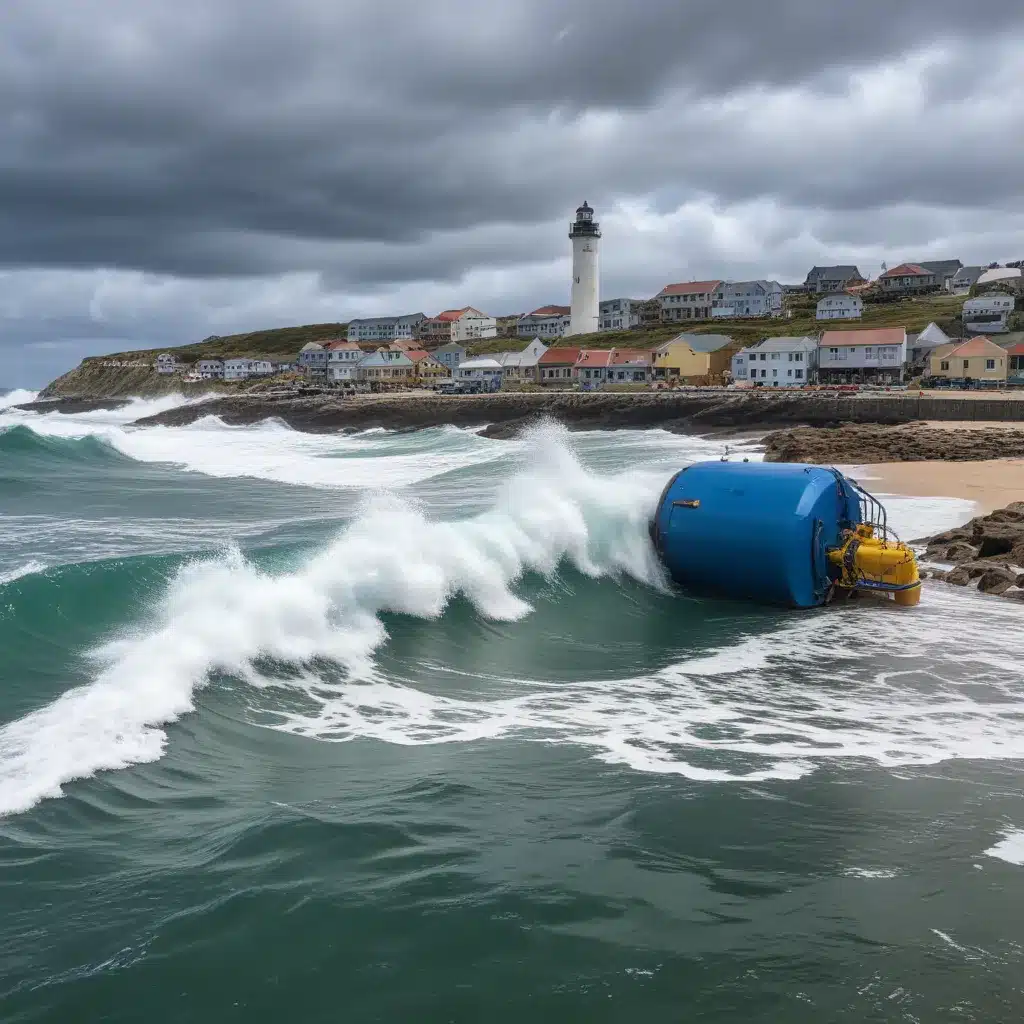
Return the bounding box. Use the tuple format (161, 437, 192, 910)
(568, 200, 600, 336)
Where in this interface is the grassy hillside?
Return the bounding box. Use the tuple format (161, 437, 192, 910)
(102, 322, 350, 362)
(467, 294, 970, 356)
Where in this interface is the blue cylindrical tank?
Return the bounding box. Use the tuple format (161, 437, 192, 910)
(650, 461, 862, 608)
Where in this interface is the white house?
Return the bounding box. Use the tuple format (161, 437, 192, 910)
(298, 341, 329, 378)
(816, 294, 863, 320)
(963, 292, 1015, 334)
(817, 327, 907, 383)
(456, 358, 504, 387)
(711, 280, 783, 318)
(907, 322, 952, 367)
(494, 339, 548, 382)
(951, 266, 983, 295)
(421, 307, 497, 345)
(155, 353, 179, 374)
(325, 341, 364, 381)
(223, 358, 254, 380)
(599, 298, 642, 330)
(657, 280, 722, 321)
(432, 342, 466, 374)
(250, 360, 274, 376)
(346, 314, 425, 345)
(197, 358, 224, 379)
(976, 267, 1023, 291)
(516, 306, 571, 338)
(731, 336, 817, 386)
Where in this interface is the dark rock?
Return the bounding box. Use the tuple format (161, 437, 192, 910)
(946, 568, 972, 586)
(928, 570, 948, 581)
(977, 568, 1018, 595)
(944, 541, 978, 562)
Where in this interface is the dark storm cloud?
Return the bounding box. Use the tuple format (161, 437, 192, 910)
(2, 0, 1024, 385)
(1, 0, 1023, 280)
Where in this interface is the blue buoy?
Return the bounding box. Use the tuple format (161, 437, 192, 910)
(650, 461, 919, 608)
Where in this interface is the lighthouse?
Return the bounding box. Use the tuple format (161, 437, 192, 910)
(568, 200, 600, 336)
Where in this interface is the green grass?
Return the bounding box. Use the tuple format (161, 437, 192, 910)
(96, 322, 350, 364)
(466, 294, 969, 356)
(80, 293, 974, 369)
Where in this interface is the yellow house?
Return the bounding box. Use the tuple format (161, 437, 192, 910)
(929, 336, 1007, 380)
(406, 349, 449, 381)
(652, 333, 734, 382)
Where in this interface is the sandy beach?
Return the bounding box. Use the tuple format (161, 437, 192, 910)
(849, 459, 1024, 515)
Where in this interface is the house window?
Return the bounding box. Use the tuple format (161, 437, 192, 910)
(787, 369, 792, 377)
(986, 359, 995, 370)
(795, 369, 803, 379)
(940, 361, 949, 370)
(963, 360, 970, 369)
(771, 353, 779, 360)
(760, 369, 766, 378)
(865, 347, 873, 357)
(829, 348, 838, 355)
(795, 352, 803, 361)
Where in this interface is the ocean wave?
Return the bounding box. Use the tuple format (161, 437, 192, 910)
(0, 424, 125, 464)
(0, 423, 669, 817)
(985, 830, 1024, 866)
(0, 560, 48, 587)
(0, 388, 40, 410)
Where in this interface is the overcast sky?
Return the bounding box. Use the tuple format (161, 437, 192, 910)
(3, 0, 1024, 386)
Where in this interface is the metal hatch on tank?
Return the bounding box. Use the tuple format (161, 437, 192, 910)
(649, 460, 920, 609)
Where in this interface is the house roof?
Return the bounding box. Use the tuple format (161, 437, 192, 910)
(458, 357, 503, 370)
(299, 341, 324, 351)
(947, 336, 1006, 358)
(929, 343, 960, 361)
(880, 263, 932, 278)
(914, 322, 951, 347)
(977, 267, 1022, 285)
(324, 340, 362, 351)
(358, 350, 413, 367)
(405, 349, 435, 363)
(817, 292, 861, 303)
(657, 333, 734, 354)
(575, 349, 615, 368)
(820, 327, 906, 347)
(953, 266, 983, 282)
(539, 347, 582, 365)
(658, 280, 722, 296)
(431, 307, 471, 322)
(1005, 342, 1024, 356)
(610, 349, 651, 366)
(347, 313, 425, 325)
(526, 305, 570, 317)
(433, 341, 465, 352)
(806, 265, 863, 281)
(918, 260, 963, 277)
(749, 336, 817, 353)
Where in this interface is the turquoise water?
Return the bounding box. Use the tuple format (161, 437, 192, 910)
(1, 389, 1023, 1022)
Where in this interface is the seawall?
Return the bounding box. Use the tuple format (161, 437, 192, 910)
(131, 390, 1024, 436)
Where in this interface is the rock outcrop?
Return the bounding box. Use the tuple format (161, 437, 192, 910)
(918, 502, 1024, 601)
(763, 423, 1024, 464)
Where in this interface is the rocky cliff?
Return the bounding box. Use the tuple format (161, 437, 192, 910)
(39, 358, 232, 399)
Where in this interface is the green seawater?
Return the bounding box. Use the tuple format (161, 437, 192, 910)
(1, 393, 1023, 1022)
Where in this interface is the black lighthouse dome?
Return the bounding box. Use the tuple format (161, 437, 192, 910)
(569, 200, 600, 238)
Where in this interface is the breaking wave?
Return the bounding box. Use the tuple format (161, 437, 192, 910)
(0, 425, 668, 816)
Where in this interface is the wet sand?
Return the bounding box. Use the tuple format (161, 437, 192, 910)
(848, 459, 1024, 515)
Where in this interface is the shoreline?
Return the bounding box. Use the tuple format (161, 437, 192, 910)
(847, 460, 1024, 516)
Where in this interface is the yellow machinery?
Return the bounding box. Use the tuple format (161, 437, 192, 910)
(828, 524, 921, 606)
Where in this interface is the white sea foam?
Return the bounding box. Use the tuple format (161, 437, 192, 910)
(0, 388, 40, 410)
(984, 830, 1024, 866)
(0, 424, 669, 816)
(0, 560, 47, 586)
(1, 421, 1013, 817)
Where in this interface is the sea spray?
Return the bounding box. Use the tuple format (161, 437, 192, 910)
(0, 423, 668, 816)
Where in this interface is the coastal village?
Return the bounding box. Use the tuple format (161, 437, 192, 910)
(130, 203, 1024, 394)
